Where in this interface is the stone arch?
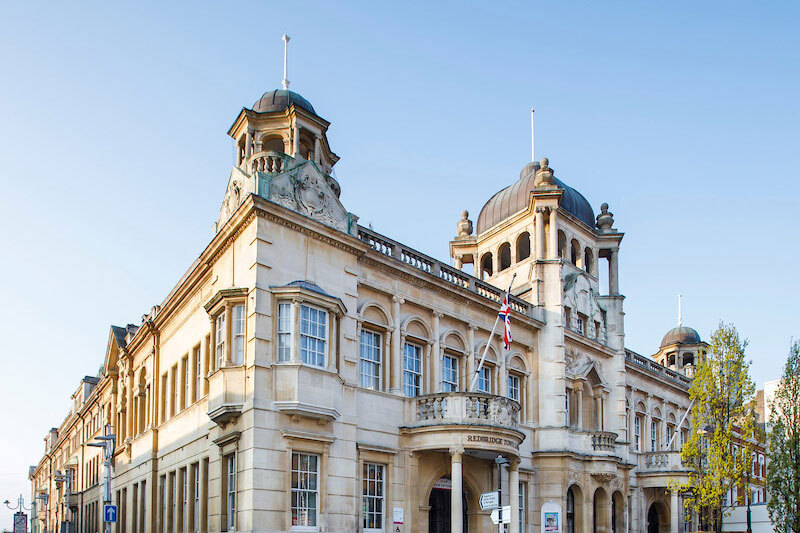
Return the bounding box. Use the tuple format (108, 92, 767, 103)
(570, 238, 582, 267)
(516, 231, 531, 261)
(584, 247, 594, 275)
(260, 133, 286, 153)
(419, 458, 480, 527)
(480, 252, 493, 279)
(402, 315, 432, 341)
(593, 487, 610, 533)
(558, 230, 568, 259)
(499, 242, 512, 271)
(611, 491, 625, 533)
(646, 499, 669, 533)
(441, 330, 467, 353)
(473, 342, 499, 365)
(357, 300, 391, 327)
(298, 128, 316, 160)
(507, 352, 528, 373)
(566, 483, 584, 533)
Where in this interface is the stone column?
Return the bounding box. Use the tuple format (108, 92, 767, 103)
(509, 460, 520, 533)
(596, 396, 603, 430)
(314, 135, 322, 164)
(391, 296, 403, 394)
(535, 207, 545, 259)
(577, 386, 584, 429)
(548, 207, 558, 259)
(609, 248, 619, 295)
(670, 490, 679, 533)
(646, 394, 653, 451)
(291, 299, 301, 363)
(450, 448, 464, 533)
(292, 124, 301, 158)
(245, 129, 252, 160)
(432, 312, 442, 392)
(384, 331, 392, 392)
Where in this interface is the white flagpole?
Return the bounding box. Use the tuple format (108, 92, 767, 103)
(667, 397, 694, 450)
(469, 273, 516, 392)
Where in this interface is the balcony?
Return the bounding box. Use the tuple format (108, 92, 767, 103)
(400, 392, 525, 456)
(566, 429, 620, 455)
(247, 150, 292, 175)
(207, 366, 246, 426)
(272, 363, 342, 422)
(637, 451, 691, 487)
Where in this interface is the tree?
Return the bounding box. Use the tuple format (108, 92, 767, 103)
(766, 340, 800, 533)
(674, 322, 756, 533)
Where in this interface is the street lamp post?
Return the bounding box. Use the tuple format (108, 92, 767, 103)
(4, 494, 33, 532)
(87, 425, 115, 533)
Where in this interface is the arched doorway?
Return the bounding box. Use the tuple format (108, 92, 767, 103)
(647, 504, 659, 533)
(428, 479, 468, 533)
(611, 491, 625, 533)
(593, 488, 609, 533)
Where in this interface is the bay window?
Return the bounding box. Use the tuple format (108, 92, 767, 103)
(204, 288, 248, 369)
(232, 304, 245, 365)
(300, 305, 327, 367)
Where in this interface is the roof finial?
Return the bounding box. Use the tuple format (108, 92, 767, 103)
(678, 293, 683, 327)
(530, 108, 535, 162)
(281, 34, 291, 90)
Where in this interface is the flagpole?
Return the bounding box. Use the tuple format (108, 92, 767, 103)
(666, 397, 695, 450)
(469, 273, 516, 392)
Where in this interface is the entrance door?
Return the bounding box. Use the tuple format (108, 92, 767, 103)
(428, 488, 469, 533)
(647, 504, 659, 533)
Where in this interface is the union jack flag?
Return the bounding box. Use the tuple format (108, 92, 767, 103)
(498, 293, 512, 350)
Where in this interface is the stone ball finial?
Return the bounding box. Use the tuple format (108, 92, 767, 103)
(457, 210, 473, 236)
(596, 202, 615, 232)
(534, 156, 555, 188)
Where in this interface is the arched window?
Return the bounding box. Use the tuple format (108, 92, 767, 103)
(262, 135, 284, 153)
(516, 232, 531, 261)
(499, 243, 511, 271)
(584, 248, 594, 274)
(570, 239, 581, 267)
(566, 488, 575, 533)
(558, 230, 567, 259)
(480, 253, 493, 279)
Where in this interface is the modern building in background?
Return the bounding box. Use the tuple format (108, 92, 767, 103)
(28, 80, 768, 533)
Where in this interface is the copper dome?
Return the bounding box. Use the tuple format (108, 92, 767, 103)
(252, 89, 316, 115)
(660, 326, 702, 348)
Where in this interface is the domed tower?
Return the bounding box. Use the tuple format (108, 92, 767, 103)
(450, 154, 627, 441)
(653, 326, 706, 377)
(215, 36, 357, 236)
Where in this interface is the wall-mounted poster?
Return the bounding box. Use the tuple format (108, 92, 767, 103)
(544, 512, 559, 531)
(540, 501, 561, 533)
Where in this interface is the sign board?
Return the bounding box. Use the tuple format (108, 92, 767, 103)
(490, 506, 512, 524)
(104, 504, 118, 523)
(432, 478, 451, 490)
(480, 491, 499, 510)
(13, 512, 27, 533)
(392, 507, 404, 524)
(541, 501, 561, 533)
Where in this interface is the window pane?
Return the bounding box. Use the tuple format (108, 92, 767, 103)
(403, 343, 422, 397)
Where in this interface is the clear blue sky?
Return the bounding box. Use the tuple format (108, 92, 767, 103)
(1, 0, 798, 521)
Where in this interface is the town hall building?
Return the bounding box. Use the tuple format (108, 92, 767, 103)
(29, 73, 766, 533)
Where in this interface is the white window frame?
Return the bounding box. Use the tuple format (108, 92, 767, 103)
(215, 313, 226, 369)
(362, 462, 385, 533)
(519, 481, 526, 531)
(634, 416, 642, 451)
(277, 302, 292, 362)
(232, 304, 246, 365)
(442, 354, 458, 392)
(359, 330, 382, 391)
(193, 465, 200, 533)
(508, 374, 520, 402)
(291, 452, 319, 531)
(226, 454, 236, 531)
(182, 468, 188, 533)
(194, 346, 201, 402)
(299, 304, 328, 367)
(651, 420, 658, 451)
(402, 343, 422, 398)
(476, 365, 491, 394)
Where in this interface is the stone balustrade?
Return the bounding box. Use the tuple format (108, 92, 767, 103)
(357, 226, 537, 319)
(591, 431, 618, 451)
(625, 350, 692, 388)
(639, 451, 685, 472)
(413, 392, 520, 429)
(248, 151, 291, 174)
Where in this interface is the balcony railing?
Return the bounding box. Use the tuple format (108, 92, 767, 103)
(247, 151, 293, 174)
(625, 350, 692, 388)
(357, 226, 537, 319)
(639, 451, 687, 473)
(413, 392, 520, 429)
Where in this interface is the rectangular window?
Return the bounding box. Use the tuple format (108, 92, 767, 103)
(205, 334, 213, 378)
(181, 468, 188, 533)
(442, 355, 458, 392)
(194, 345, 201, 403)
(476, 366, 491, 394)
(519, 482, 526, 532)
(575, 314, 585, 335)
(172, 367, 178, 417)
(160, 374, 167, 423)
(360, 330, 382, 390)
(651, 421, 657, 451)
(277, 302, 292, 362)
(226, 455, 236, 531)
(193, 464, 200, 533)
(508, 374, 520, 401)
(634, 416, 642, 451)
(159, 475, 167, 533)
(402, 343, 422, 397)
(362, 462, 384, 532)
(232, 304, 245, 365)
(566, 391, 571, 426)
(666, 425, 674, 450)
(215, 313, 226, 368)
(182, 356, 189, 410)
(132, 484, 138, 533)
(300, 305, 327, 367)
(291, 452, 319, 528)
(139, 480, 146, 533)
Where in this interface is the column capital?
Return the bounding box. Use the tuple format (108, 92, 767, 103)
(468, 324, 479, 331)
(432, 311, 444, 319)
(392, 295, 405, 305)
(449, 446, 465, 459)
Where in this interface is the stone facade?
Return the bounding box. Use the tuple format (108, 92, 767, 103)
(28, 87, 759, 533)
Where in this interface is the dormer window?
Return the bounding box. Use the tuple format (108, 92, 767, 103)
(271, 281, 345, 369)
(575, 314, 585, 336)
(204, 288, 248, 369)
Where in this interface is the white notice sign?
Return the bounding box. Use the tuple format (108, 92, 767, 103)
(393, 507, 404, 524)
(480, 491, 499, 510)
(490, 506, 512, 524)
